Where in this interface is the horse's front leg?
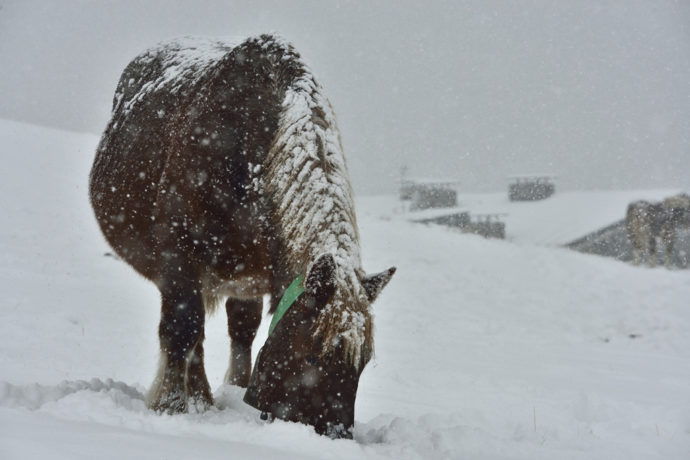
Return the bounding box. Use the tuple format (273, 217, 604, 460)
(148, 268, 210, 413)
(225, 298, 263, 387)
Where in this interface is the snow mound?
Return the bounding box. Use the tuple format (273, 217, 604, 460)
(0, 379, 145, 411)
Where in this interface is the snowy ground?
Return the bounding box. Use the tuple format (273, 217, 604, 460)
(1, 119, 689, 459)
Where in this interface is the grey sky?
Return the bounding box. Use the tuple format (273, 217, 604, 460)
(1, 0, 688, 194)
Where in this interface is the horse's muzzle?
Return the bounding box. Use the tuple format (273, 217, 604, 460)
(242, 380, 263, 411)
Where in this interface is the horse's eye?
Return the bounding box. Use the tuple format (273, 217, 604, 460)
(305, 355, 320, 367)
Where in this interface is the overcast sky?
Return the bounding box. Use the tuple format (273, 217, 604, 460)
(1, 0, 688, 194)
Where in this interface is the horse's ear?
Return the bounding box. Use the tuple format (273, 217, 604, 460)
(362, 267, 396, 302)
(304, 253, 337, 303)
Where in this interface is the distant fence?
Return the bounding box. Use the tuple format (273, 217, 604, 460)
(413, 212, 506, 239)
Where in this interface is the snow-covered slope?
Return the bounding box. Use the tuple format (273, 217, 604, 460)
(1, 119, 689, 459)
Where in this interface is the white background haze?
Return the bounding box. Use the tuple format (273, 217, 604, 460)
(0, 0, 688, 194)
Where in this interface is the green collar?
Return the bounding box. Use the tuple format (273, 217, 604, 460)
(268, 274, 305, 336)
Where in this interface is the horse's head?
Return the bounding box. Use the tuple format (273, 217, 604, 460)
(244, 253, 394, 438)
(663, 193, 690, 225)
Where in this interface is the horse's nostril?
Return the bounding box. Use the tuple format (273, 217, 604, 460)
(260, 411, 275, 422)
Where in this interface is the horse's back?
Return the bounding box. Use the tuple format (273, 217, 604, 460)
(89, 37, 284, 281)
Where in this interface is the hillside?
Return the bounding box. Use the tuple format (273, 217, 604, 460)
(1, 119, 689, 459)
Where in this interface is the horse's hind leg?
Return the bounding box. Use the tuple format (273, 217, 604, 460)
(225, 298, 263, 387)
(648, 236, 657, 267)
(631, 240, 642, 266)
(148, 271, 210, 413)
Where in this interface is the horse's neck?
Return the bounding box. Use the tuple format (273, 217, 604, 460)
(256, 37, 372, 367)
(264, 61, 362, 278)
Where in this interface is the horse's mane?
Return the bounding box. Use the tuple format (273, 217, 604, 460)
(256, 35, 372, 368)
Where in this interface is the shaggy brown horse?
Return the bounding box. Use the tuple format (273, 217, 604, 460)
(626, 194, 690, 268)
(89, 35, 394, 438)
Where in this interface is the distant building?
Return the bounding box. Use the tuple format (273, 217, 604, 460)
(508, 175, 556, 201)
(399, 179, 458, 210)
(399, 179, 416, 201)
(468, 213, 507, 239)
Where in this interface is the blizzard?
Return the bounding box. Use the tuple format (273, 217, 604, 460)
(1, 118, 688, 459)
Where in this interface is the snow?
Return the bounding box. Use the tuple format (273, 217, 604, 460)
(1, 118, 689, 459)
(114, 37, 233, 117)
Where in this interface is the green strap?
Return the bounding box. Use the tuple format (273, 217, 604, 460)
(268, 274, 305, 336)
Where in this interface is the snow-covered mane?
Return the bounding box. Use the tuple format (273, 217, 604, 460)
(257, 36, 372, 367)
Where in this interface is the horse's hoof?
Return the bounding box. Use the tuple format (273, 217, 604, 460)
(187, 395, 214, 413)
(149, 391, 187, 414)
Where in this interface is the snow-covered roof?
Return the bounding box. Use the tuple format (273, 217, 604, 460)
(506, 174, 558, 183)
(401, 178, 460, 185)
(506, 173, 558, 179)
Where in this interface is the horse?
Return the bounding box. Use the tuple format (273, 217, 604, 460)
(658, 193, 690, 267)
(89, 34, 395, 438)
(626, 194, 690, 268)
